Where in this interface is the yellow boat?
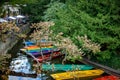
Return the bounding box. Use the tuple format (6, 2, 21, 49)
(51, 69, 104, 80)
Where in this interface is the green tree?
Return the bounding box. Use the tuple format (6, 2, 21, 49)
(22, 0, 51, 23)
(42, 0, 120, 69)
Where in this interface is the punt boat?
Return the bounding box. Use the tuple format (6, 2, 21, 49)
(24, 41, 53, 47)
(51, 69, 104, 80)
(42, 64, 93, 71)
(93, 75, 120, 80)
(34, 51, 63, 62)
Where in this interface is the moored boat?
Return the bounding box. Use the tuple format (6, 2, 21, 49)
(8, 74, 47, 80)
(34, 51, 63, 62)
(20, 45, 58, 53)
(51, 69, 104, 80)
(21, 48, 59, 53)
(20, 48, 58, 53)
(9, 75, 39, 80)
(93, 75, 120, 80)
(24, 40, 53, 47)
(29, 50, 61, 57)
(24, 46, 53, 50)
(42, 64, 93, 71)
(20, 48, 54, 53)
(23, 41, 35, 46)
(24, 45, 39, 48)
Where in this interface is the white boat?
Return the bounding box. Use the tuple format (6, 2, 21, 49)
(9, 75, 47, 80)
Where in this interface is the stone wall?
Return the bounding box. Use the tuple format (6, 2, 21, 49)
(0, 23, 30, 54)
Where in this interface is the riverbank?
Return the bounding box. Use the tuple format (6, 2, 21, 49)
(0, 23, 31, 80)
(0, 23, 30, 54)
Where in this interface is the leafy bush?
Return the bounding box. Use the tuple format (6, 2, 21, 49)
(21, 0, 51, 23)
(42, 0, 120, 69)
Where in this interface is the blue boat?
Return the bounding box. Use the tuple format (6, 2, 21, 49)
(23, 41, 36, 46)
(20, 48, 57, 53)
(23, 40, 53, 47)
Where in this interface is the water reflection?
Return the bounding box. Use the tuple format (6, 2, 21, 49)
(9, 54, 48, 80)
(9, 55, 35, 74)
(9, 75, 39, 80)
(9, 75, 47, 80)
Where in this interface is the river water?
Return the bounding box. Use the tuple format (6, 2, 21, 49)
(8, 39, 66, 80)
(7, 38, 107, 80)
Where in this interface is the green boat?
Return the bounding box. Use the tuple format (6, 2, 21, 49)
(42, 64, 93, 71)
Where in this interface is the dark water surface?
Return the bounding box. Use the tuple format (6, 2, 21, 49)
(7, 39, 107, 80)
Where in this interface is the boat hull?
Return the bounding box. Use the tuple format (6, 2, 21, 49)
(20, 45, 58, 53)
(8, 75, 42, 80)
(24, 41, 53, 47)
(93, 75, 119, 80)
(51, 69, 104, 80)
(20, 48, 54, 53)
(20, 48, 61, 57)
(35, 51, 62, 62)
(23, 41, 35, 46)
(42, 64, 93, 71)
(24, 46, 53, 50)
(30, 50, 60, 56)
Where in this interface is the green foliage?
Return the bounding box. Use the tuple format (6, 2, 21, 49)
(97, 50, 111, 60)
(42, 0, 120, 69)
(10, 0, 38, 4)
(22, 0, 51, 23)
(0, 0, 38, 18)
(110, 56, 120, 69)
(0, 0, 38, 5)
(42, 1, 66, 21)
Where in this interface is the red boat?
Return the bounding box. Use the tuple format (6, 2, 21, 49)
(93, 75, 120, 80)
(35, 51, 63, 62)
